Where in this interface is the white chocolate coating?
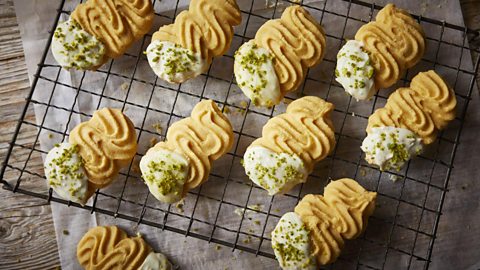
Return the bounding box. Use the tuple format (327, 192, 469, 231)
(234, 40, 281, 107)
(272, 212, 317, 270)
(44, 142, 89, 204)
(361, 126, 423, 171)
(51, 18, 105, 70)
(335, 40, 375, 101)
(243, 146, 308, 195)
(146, 40, 208, 84)
(139, 252, 173, 270)
(140, 149, 189, 204)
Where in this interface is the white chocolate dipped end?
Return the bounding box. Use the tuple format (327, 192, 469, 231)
(146, 40, 208, 84)
(361, 126, 423, 172)
(139, 252, 173, 270)
(44, 142, 89, 204)
(140, 149, 189, 204)
(243, 146, 308, 195)
(335, 40, 375, 101)
(272, 212, 317, 270)
(51, 18, 105, 70)
(234, 40, 281, 107)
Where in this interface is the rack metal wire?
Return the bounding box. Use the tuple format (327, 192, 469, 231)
(1, 0, 480, 269)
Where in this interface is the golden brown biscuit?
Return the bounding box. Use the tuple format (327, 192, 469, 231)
(72, 0, 154, 59)
(77, 226, 151, 270)
(140, 100, 234, 203)
(362, 70, 456, 171)
(356, 4, 425, 89)
(77, 226, 173, 270)
(335, 4, 425, 100)
(244, 96, 335, 195)
(293, 178, 376, 266)
(69, 108, 137, 188)
(367, 70, 456, 145)
(147, 0, 241, 83)
(234, 6, 326, 106)
(51, 0, 154, 70)
(271, 179, 376, 268)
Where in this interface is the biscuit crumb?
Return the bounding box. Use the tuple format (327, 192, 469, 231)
(121, 82, 129, 91)
(360, 168, 367, 177)
(47, 133, 53, 139)
(150, 137, 158, 147)
(176, 199, 185, 213)
(152, 123, 163, 134)
(62, 229, 69, 235)
(215, 245, 222, 251)
(223, 106, 231, 114)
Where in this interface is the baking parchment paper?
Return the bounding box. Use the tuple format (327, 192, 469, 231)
(12, 0, 480, 269)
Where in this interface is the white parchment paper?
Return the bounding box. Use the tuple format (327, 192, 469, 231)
(12, 0, 480, 269)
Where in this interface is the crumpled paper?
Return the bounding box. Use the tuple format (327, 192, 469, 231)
(12, 0, 478, 269)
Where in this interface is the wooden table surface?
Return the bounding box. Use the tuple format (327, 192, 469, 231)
(0, 0, 479, 269)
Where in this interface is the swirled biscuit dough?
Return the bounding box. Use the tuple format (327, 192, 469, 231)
(141, 100, 234, 203)
(367, 70, 457, 145)
(149, 0, 241, 83)
(51, 0, 153, 70)
(235, 6, 326, 106)
(244, 96, 335, 194)
(293, 178, 376, 266)
(69, 108, 137, 188)
(356, 4, 425, 89)
(77, 226, 173, 270)
(338, 4, 424, 97)
(72, 0, 154, 59)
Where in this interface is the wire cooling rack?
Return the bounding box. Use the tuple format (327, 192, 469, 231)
(2, 0, 480, 269)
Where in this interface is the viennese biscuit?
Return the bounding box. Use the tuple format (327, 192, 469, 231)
(361, 70, 457, 171)
(271, 179, 376, 268)
(335, 4, 425, 100)
(234, 6, 326, 107)
(44, 108, 137, 204)
(51, 0, 154, 70)
(77, 226, 173, 270)
(140, 100, 234, 204)
(146, 0, 241, 83)
(243, 96, 335, 195)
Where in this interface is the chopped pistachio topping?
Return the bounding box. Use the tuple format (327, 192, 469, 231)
(51, 18, 105, 70)
(335, 40, 375, 101)
(44, 142, 88, 204)
(234, 40, 280, 107)
(243, 146, 308, 195)
(140, 149, 189, 204)
(361, 126, 423, 172)
(146, 40, 207, 84)
(272, 212, 316, 270)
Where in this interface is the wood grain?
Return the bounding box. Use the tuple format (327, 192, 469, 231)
(0, 0, 478, 269)
(0, 0, 60, 269)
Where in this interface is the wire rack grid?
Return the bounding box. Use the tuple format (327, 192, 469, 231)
(1, 0, 480, 269)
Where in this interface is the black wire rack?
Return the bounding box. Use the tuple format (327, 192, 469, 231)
(1, 0, 480, 269)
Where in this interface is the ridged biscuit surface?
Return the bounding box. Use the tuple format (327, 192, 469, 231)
(367, 70, 456, 144)
(69, 108, 137, 187)
(77, 226, 151, 270)
(355, 4, 424, 89)
(254, 6, 326, 94)
(294, 179, 376, 265)
(72, 0, 154, 58)
(152, 0, 241, 61)
(148, 100, 234, 195)
(250, 96, 335, 172)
